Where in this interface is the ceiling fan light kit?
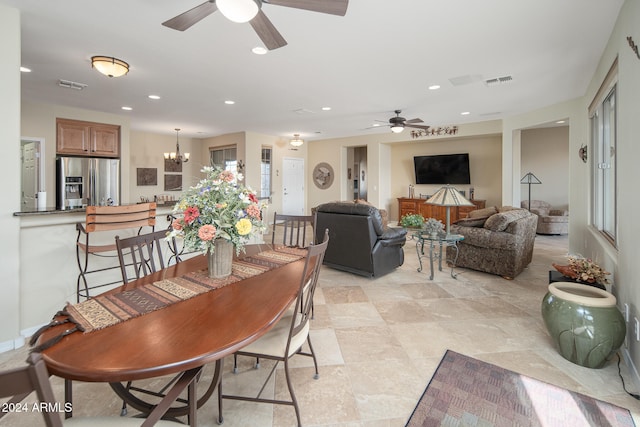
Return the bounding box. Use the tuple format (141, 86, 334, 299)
(162, 0, 348, 51)
(373, 109, 431, 134)
(217, 0, 260, 23)
(91, 56, 129, 78)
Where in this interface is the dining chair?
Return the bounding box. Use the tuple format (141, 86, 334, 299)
(218, 229, 329, 427)
(115, 228, 196, 418)
(271, 212, 314, 248)
(115, 229, 178, 283)
(0, 352, 186, 426)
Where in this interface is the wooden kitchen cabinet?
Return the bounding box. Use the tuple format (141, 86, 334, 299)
(56, 118, 120, 157)
(398, 197, 486, 224)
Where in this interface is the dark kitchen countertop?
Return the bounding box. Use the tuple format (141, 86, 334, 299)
(14, 203, 175, 217)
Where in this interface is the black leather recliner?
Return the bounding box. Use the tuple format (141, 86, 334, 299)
(314, 202, 407, 277)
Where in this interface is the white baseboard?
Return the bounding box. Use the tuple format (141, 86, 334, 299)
(0, 323, 46, 354)
(0, 335, 26, 354)
(621, 348, 640, 393)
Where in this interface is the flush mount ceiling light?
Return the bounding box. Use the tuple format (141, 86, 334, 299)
(290, 134, 304, 147)
(217, 0, 260, 23)
(91, 56, 129, 78)
(164, 128, 190, 164)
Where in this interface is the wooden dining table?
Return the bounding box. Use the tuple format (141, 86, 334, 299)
(36, 243, 306, 426)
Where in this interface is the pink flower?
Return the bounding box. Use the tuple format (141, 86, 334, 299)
(246, 204, 261, 219)
(184, 207, 200, 224)
(198, 224, 217, 241)
(219, 170, 234, 182)
(171, 219, 183, 231)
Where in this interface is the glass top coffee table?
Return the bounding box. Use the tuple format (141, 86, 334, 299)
(413, 231, 464, 280)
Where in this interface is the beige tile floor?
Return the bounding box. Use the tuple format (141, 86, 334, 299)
(2, 234, 639, 426)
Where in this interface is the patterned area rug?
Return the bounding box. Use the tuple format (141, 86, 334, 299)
(406, 350, 635, 427)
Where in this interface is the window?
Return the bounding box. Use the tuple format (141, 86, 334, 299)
(589, 60, 617, 245)
(260, 147, 272, 200)
(210, 146, 237, 176)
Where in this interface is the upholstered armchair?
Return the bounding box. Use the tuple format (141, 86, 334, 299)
(521, 200, 568, 235)
(447, 207, 538, 279)
(314, 202, 407, 277)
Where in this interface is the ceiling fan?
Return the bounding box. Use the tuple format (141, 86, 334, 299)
(370, 110, 431, 133)
(162, 0, 349, 51)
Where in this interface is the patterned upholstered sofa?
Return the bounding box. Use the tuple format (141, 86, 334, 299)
(521, 200, 568, 235)
(446, 206, 538, 279)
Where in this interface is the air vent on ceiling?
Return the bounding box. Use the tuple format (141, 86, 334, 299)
(448, 74, 483, 86)
(484, 75, 513, 86)
(58, 79, 88, 90)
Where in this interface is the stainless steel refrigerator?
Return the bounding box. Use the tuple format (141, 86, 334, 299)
(56, 157, 120, 209)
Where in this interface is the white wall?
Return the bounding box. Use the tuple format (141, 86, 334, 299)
(129, 130, 200, 203)
(501, 0, 640, 386)
(521, 126, 570, 209)
(0, 4, 22, 350)
(308, 121, 503, 219)
(586, 0, 640, 383)
(389, 135, 502, 220)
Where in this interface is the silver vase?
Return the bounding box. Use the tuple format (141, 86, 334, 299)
(207, 239, 234, 279)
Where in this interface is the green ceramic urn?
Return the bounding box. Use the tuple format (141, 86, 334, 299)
(541, 282, 625, 369)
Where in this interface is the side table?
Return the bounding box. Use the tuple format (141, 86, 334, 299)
(414, 232, 464, 280)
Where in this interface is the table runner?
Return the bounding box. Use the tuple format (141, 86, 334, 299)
(31, 246, 306, 351)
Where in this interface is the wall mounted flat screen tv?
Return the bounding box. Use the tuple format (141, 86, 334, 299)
(414, 153, 471, 185)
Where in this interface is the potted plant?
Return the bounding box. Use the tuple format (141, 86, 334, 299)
(423, 217, 444, 238)
(168, 166, 266, 278)
(552, 254, 611, 290)
(400, 213, 424, 229)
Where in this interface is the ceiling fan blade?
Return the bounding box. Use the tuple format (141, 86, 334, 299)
(250, 10, 288, 50)
(162, 1, 217, 31)
(405, 118, 424, 124)
(365, 124, 390, 130)
(265, 0, 349, 16)
(406, 124, 431, 130)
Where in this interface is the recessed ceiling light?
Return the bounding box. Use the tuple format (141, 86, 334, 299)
(252, 47, 267, 55)
(321, 107, 331, 111)
(20, 66, 32, 73)
(121, 106, 132, 111)
(148, 95, 161, 100)
(428, 85, 440, 90)
(461, 111, 471, 116)
(556, 120, 566, 124)
(225, 100, 235, 105)
(372, 123, 382, 127)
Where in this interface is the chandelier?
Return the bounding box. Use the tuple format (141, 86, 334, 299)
(290, 134, 304, 147)
(164, 128, 190, 164)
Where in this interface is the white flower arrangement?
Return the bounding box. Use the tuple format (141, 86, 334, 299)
(424, 217, 444, 235)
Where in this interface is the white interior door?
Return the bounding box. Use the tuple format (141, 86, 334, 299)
(282, 157, 304, 215)
(21, 141, 38, 208)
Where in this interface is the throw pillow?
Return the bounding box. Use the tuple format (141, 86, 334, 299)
(484, 209, 532, 232)
(454, 216, 489, 227)
(469, 206, 498, 219)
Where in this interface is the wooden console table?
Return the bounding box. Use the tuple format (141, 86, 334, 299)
(398, 197, 486, 224)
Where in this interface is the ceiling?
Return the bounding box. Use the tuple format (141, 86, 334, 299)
(2, 0, 624, 140)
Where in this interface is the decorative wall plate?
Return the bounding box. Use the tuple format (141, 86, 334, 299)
(312, 162, 334, 189)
